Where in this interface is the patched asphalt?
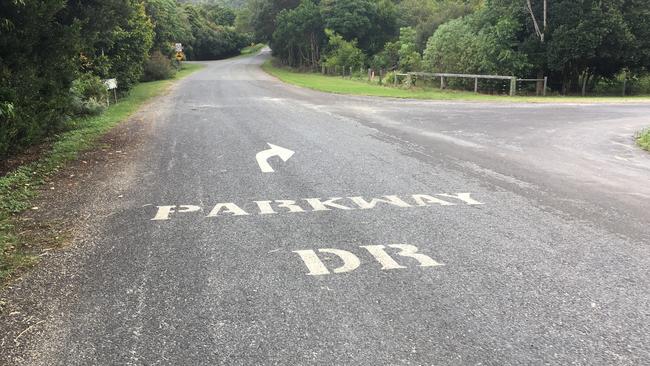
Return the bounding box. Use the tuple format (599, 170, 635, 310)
(1, 50, 649, 365)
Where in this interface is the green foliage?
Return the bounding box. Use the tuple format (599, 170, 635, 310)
(322, 29, 366, 72)
(145, 0, 194, 53)
(320, 0, 397, 55)
(183, 3, 249, 60)
(423, 10, 530, 77)
(142, 51, 177, 81)
(204, 3, 237, 26)
(397, 0, 479, 53)
(107, 2, 155, 92)
(371, 40, 399, 70)
(272, 0, 324, 68)
(70, 73, 109, 116)
(0, 0, 249, 158)
(0, 0, 79, 158)
(0, 63, 203, 282)
(637, 128, 650, 151)
(247, 0, 300, 43)
(397, 27, 421, 71)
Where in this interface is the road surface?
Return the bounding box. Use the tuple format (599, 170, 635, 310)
(2, 49, 649, 365)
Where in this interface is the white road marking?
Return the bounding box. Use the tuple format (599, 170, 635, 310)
(255, 143, 294, 173)
(294, 244, 443, 276)
(149, 193, 484, 220)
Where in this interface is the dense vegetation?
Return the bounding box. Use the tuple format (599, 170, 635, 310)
(0, 0, 249, 159)
(250, 0, 650, 96)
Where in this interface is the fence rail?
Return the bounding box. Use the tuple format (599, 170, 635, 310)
(407, 72, 517, 96)
(320, 65, 548, 97)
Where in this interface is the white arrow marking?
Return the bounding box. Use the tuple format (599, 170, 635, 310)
(255, 143, 295, 173)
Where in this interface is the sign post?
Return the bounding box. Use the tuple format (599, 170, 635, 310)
(103, 78, 118, 106)
(174, 43, 184, 67)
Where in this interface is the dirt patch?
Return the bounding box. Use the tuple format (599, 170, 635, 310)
(0, 102, 157, 363)
(0, 142, 54, 177)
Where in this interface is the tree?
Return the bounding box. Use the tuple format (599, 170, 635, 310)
(397, 27, 421, 72)
(397, 0, 479, 53)
(105, 1, 154, 91)
(271, 0, 324, 68)
(423, 9, 530, 77)
(247, 0, 300, 42)
(321, 29, 366, 72)
(0, 0, 80, 157)
(145, 0, 194, 54)
(320, 0, 397, 55)
(183, 3, 248, 60)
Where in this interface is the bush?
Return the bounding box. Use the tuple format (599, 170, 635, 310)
(322, 29, 366, 72)
(630, 74, 650, 94)
(142, 51, 176, 82)
(70, 73, 108, 117)
(637, 128, 650, 151)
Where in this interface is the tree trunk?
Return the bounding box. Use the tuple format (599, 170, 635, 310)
(536, 70, 544, 95)
(581, 70, 589, 97)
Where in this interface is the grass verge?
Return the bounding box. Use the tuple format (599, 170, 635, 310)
(239, 44, 265, 57)
(637, 129, 650, 151)
(262, 61, 650, 103)
(0, 63, 203, 283)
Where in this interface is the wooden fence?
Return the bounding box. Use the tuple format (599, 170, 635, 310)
(320, 66, 548, 96)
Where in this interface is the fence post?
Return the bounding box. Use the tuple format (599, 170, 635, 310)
(474, 77, 478, 93)
(543, 76, 548, 96)
(368, 68, 371, 82)
(622, 71, 627, 96)
(321, 64, 325, 74)
(350, 66, 353, 79)
(509, 77, 517, 96)
(379, 69, 383, 85)
(394, 72, 398, 87)
(440, 76, 445, 89)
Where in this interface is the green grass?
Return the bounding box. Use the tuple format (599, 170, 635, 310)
(0, 63, 203, 283)
(262, 61, 650, 103)
(236, 44, 265, 58)
(637, 129, 650, 151)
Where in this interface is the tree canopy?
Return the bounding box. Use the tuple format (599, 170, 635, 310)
(261, 0, 649, 94)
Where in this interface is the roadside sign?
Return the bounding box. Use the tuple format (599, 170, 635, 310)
(175, 52, 184, 61)
(174, 43, 183, 52)
(103, 78, 117, 90)
(102, 78, 118, 105)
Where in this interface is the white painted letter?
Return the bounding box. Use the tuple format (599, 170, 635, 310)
(411, 194, 455, 207)
(293, 248, 361, 275)
(348, 195, 412, 210)
(206, 203, 249, 217)
(388, 244, 444, 267)
(436, 193, 484, 205)
(361, 245, 406, 270)
(254, 200, 277, 214)
(292, 250, 330, 275)
(304, 198, 353, 211)
(151, 205, 200, 221)
(275, 200, 305, 213)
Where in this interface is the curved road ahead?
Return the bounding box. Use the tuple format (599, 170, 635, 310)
(2, 50, 649, 365)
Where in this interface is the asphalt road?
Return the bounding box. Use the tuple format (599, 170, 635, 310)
(2, 49, 649, 365)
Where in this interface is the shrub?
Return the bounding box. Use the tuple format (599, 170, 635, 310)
(70, 73, 108, 117)
(322, 29, 366, 72)
(630, 74, 650, 94)
(142, 51, 176, 81)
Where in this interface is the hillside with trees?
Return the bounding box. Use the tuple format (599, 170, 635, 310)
(247, 0, 650, 96)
